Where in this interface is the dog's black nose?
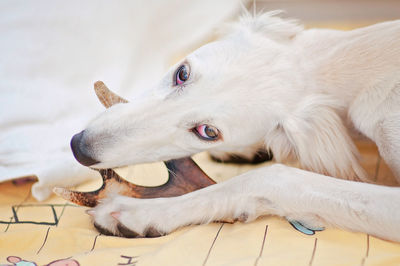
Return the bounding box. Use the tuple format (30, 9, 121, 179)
(70, 130, 99, 166)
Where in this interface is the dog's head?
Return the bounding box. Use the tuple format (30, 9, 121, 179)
(70, 12, 367, 181)
(71, 12, 302, 169)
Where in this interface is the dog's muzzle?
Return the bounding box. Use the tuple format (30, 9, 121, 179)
(55, 81, 217, 207)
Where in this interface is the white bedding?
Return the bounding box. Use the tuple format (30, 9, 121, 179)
(0, 0, 242, 200)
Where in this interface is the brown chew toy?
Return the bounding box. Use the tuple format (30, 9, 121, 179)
(54, 81, 216, 207)
(94, 81, 129, 107)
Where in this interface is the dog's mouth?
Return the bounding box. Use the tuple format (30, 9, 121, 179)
(55, 157, 216, 207)
(55, 81, 216, 207)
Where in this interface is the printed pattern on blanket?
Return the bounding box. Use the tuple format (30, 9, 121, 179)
(1, 144, 399, 266)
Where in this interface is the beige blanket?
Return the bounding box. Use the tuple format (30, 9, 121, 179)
(1, 142, 399, 266)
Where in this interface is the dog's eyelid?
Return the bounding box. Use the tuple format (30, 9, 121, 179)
(180, 59, 190, 69)
(187, 119, 212, 127)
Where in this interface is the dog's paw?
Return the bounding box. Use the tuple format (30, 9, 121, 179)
(87, 196, 170, 238)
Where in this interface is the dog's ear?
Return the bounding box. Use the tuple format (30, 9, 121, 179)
(221, 11, 302, 42)
(265, 95, 368, 181)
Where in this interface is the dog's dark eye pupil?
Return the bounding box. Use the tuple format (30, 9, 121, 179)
(205, 126, 217, 138)
(179, 67, 188, 82)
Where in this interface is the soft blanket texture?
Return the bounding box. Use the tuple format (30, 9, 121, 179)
(0, 0, 241, 200)
(1, 146, 400, 265)
(2, 2, 400, 264)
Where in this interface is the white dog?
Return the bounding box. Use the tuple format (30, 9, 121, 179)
(70, 12, 400, 241)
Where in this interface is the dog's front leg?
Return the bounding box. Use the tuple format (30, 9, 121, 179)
(89, 164, 400, 241)
(88, 164, 292, 238)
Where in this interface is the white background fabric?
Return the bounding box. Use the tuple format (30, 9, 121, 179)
(0, 0, 242, 200)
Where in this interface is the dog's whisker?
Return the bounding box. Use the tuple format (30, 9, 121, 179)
(166, 168, 178, 179)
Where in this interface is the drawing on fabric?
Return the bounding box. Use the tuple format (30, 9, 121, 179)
(0, 203, 325, 237)
(288, 220, 325, 235)
(0, 204, 80, 226)
(118, 255, 138, 265)
(0, 256, 79, 266)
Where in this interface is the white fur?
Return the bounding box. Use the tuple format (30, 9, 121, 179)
(93, 165, 400, 241)
(82, 12, 400, 241)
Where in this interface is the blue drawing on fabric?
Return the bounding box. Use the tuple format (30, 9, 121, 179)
(289, 220, 325, 235)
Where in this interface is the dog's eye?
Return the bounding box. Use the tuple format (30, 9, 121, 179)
(194, 125, 220, 140)
(175, 65, 189, 85)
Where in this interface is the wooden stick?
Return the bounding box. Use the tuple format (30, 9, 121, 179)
(54, 157, 216, 207)
(94, 81, 128, 108)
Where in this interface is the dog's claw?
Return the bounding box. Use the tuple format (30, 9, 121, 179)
(110, 211, 121, 219)
(85, 209, 95, 216)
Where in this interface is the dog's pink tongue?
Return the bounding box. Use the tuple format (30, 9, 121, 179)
(54, 81, 216, 207)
